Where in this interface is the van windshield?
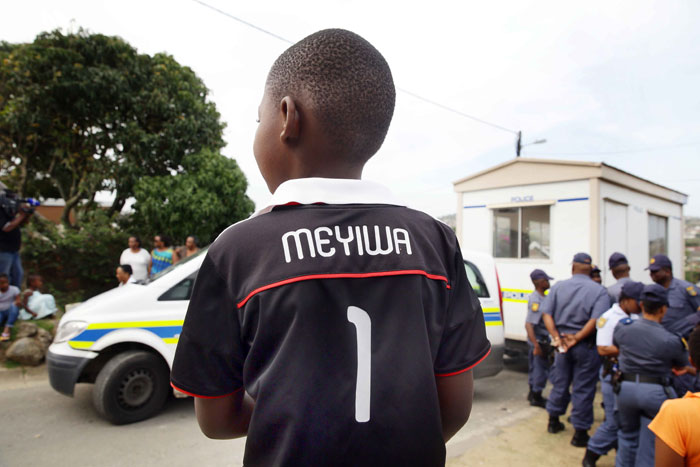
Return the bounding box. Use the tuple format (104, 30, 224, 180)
(145, 247, 208, 284)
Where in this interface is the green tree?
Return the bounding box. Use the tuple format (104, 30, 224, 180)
(0, 29, 225, 224)
(131, 150, 255, 246)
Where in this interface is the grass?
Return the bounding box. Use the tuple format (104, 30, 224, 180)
(3, 359, 21, 369)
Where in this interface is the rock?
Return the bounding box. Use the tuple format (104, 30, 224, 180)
(15, 321, 39, 339)
(6, 337, 45, 366)
(35, 327, 53, 351)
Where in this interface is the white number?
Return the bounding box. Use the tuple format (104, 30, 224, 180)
(347, 306, 371, 423)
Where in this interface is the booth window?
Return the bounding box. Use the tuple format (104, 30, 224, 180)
(493, 206, 550, 259)
(648, 214, 667, 257)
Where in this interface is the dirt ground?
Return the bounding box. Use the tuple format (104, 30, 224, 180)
(448, 391, 615, 467)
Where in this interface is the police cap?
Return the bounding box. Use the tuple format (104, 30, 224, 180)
(645, 254, 672, 272)
(641, 283, 669, 305)
(530, 269, 553, 281)
(620, 281, 644, 302)
(573, 252, 592, 264)
(608, 252, 628, 269)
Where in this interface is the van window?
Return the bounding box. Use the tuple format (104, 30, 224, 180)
(158, 271, 198, 301)
(464, 261, 489, 298)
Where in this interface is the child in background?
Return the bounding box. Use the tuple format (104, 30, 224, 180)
(171, 29, 490, 466)
(648, 325, 700, 466)
(525, 269, 553, 408)
(19, 274, 57, 320)
(0, 273, 20, 340)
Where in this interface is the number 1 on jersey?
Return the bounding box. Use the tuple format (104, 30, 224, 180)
(347, 306, 371, 423)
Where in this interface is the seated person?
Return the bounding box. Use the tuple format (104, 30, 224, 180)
(0, 272, 21, 341)
(648, 325, 700, 466)
(19, 274, 57, 320)
(116, 264, 136, 287)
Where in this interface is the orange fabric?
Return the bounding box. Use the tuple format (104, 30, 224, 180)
(648, 392, 700, 465)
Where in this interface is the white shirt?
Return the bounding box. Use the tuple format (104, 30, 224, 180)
(596, 303, 639, 346)
(118, 276, 138, 287)
(119, 248, 151, 282)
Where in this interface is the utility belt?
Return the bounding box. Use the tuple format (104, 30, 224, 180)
(620, 373, 671, 386)
(615, 373, 675, 399)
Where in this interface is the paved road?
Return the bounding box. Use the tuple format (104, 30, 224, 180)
(0, 357, 562, 467)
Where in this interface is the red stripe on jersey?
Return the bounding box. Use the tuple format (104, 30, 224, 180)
(237, 270, 450, 308)
(170, 382, 243, 399)
(434, 347, 492, 377)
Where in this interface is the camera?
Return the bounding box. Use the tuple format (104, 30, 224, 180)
(0, 189, 40, 217)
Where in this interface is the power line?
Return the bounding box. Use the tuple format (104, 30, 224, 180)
(190, 0, 518, 136)
(191, 0, 293, 44)
(397, 88, 518, 134)
(527, 141, 700, 157)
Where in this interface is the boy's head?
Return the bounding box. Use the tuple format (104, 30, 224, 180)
(255, 29, 396, 192)
(0, 273, 8, 291)
(590, 265, 602, 284)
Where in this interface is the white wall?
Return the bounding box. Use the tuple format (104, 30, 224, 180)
(599, 181, 684, 286)
(460, 180, 591, 341)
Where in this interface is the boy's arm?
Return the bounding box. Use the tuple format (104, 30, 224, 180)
(654, 436, 684, 467)
(435, 370, 474, 442)
(195, 390, 255, 439)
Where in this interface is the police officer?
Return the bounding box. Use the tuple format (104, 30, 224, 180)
(525, 269, 554, 408)
(607, 252, 632, 305)
(613, 283, 687, 467)
(646, 254, 700, 338)
(542, 252, 610, 447)
(582, 281, 643, 467)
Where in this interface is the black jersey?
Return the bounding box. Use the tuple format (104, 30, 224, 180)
(171, 180, 490, 466)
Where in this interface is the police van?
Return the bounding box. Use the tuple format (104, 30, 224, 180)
(47, 248, 504, 424)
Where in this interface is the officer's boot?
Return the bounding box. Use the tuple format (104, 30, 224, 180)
(581, 448, 600, 467)
(547, 415, 565, 433)
(527, 385, 534, 402)
(571, 429, 590, 447)
(530, 390, 547, 408)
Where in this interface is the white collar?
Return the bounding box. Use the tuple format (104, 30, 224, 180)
(253, 178, 404, 217)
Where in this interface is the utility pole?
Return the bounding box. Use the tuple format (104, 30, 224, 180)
(515, 131, 546, 157)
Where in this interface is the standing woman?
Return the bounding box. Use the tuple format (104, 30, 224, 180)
(151, 234, 179, 276)
(119, 236, 151, 282)
(613, 284, 688, 466)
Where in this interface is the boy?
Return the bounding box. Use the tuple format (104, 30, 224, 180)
(0, 272, 21, 341)
(115, 265, 135, 287)
(525, 269, 553, 408)
(648, 325, 700, 466)
(171, 29, 490, 466)
(582, 280, 643, 467)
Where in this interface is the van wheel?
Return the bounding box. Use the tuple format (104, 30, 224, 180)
(93, 350, 170, 425)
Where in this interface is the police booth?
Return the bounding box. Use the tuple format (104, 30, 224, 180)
(453, 157, 687, 351)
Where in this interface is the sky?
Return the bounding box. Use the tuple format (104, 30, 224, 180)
(3, 0, 700, 218)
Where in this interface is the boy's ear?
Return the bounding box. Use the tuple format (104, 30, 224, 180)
(279, 96, 300, 143)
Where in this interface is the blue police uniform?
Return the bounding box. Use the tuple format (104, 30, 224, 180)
(586, 281, 643, 461)
(607, 277, 631, 305)
(662, 277, 700, 337)
(606, 252, 631, 305)
(541, 253, 610, 436)
(613, 284, 687, 467)
(526, 289, 550, 395)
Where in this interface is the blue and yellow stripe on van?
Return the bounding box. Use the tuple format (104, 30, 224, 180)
(482, 307, 503, 327)
(501, 288, 549, 303)
(68, 320, 184, 350)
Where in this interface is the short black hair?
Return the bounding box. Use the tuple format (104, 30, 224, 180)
(642, 300, 664, 315)
(266, 28, 395, 164)
(119, 264, 133, 275)
(689, 326, 700, 368)
(157, 234, 172, 247)
(0, 273, 8, 280)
